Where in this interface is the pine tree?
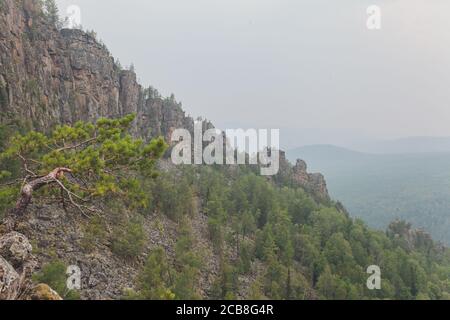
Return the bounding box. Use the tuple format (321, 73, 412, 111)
(173, 219, 201, 299)
(135, 247, 175, 300)
(0, 114, 167, 228)
(43, 0, 60, 28)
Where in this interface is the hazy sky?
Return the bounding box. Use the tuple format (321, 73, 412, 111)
(56, 0, 450, 148)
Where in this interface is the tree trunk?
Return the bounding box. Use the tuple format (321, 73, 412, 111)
(3, 168, 72, 231)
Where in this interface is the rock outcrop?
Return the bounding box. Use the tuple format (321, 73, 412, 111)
(0, 0, 196, 142)
(276, 152, 330, 201)
(0, 255, 20, 300)
(25, 283, 62, 301)
(0, 0, 332, 300)
(292, 159, 329, 201)
(26, 283, 62, 300)
(1, 201, 219, 300)
(0, 0, 328, 192)
(0, 231, 38, 300)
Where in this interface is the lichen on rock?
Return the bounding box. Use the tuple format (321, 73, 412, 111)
(26, 283, 62, 300)
(0, 231, 38, 300)
(0, 255, 20, 300)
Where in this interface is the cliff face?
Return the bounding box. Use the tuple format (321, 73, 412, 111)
(292, 159, 329, 201)
(0, 0, 332, 300)
(0, 0, 329, 200)
(0, 0, 192, 142)
(276, 152, 330, 201)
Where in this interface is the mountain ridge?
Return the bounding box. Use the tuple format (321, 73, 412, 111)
(0, 0, 199, 142)
(0, 0, 330, 202)
(0, 0, 449, 301)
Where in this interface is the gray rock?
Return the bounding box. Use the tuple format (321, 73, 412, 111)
(0, 0, 205, 142)
(0, 231, 33, 269)
(0, 256, 20, 300)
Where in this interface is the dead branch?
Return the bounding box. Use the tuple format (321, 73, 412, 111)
(17, 153, 38, 178)
(53, 179, 99, 218)
(55, 137, 97, 153)
(12, 167, 72, 216)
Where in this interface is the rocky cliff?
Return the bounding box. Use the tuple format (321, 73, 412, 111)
(0, 0, 331, 300)
(275, 152, 330, 201)
(0, 0, 329, 200)
(0, 0, 194, 142)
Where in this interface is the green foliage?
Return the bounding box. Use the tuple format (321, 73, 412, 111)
(247, 277, 266, 300)
(42, 0, 60, 28)
(0, 185, 17, 220)
(180, 166, 450, 300)
(132, 220, 202, 300)
(3, 115, 449, 300)
(316, 266, 348, 300)
(208, 216, 224, 252)
(150, 171, 194, 221)
(173, 220, 202, 299)
(211, 260, 239, 300)
(0, 114, 167, 215)
(0, 124, 21, 219)
(237, 239, 253, 274)
(129, 247, 175, 300)
(81, 215, 108, 252)
(144, 86, 162, 100)
(288, 145, 450, 245)
(97, 163, 450, 300)
(111, 216, 146, 259)
(32, 260, 80, 300)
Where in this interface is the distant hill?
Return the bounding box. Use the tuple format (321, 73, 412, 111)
(287, 145, 450, 244)
(353, 136, 450, 154)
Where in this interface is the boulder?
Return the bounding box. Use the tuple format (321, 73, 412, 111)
(27, 284, 62, 300)
(0, 256, 20, 300)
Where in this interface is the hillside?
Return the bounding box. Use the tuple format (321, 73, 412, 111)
(354, 137, 450, 154)
(287, 145, 450, 244)
(0, 0, 201, 142)
(0, 0, 449, 301)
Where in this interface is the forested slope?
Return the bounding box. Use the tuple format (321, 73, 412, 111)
(0, 0, 449, 300)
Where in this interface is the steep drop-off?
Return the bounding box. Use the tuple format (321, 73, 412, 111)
(0, 0, 193, 142)
(2, 0, 448, 302)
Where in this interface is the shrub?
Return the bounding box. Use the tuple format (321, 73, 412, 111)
(32, 260, 80, 300)
(151, 172, 194, 221)
(111, 217, 146, 259)
(133, 247, 175, 300)
(81, 216, 108, 252)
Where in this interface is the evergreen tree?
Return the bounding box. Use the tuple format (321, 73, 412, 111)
(173, 219, 201, 299)
(134, 247, 175, 300)
(0, 114, 167, 224)
(43, 0, 60, 28)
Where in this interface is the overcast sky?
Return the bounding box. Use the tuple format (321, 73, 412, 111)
(55, 0, 450, 149)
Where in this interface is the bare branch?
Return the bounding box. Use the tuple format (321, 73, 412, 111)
(54, 179, 100, 218)
(12, 167, 72, 216)
(55, 137, 97, 153)
(17, 153, 38, 178)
